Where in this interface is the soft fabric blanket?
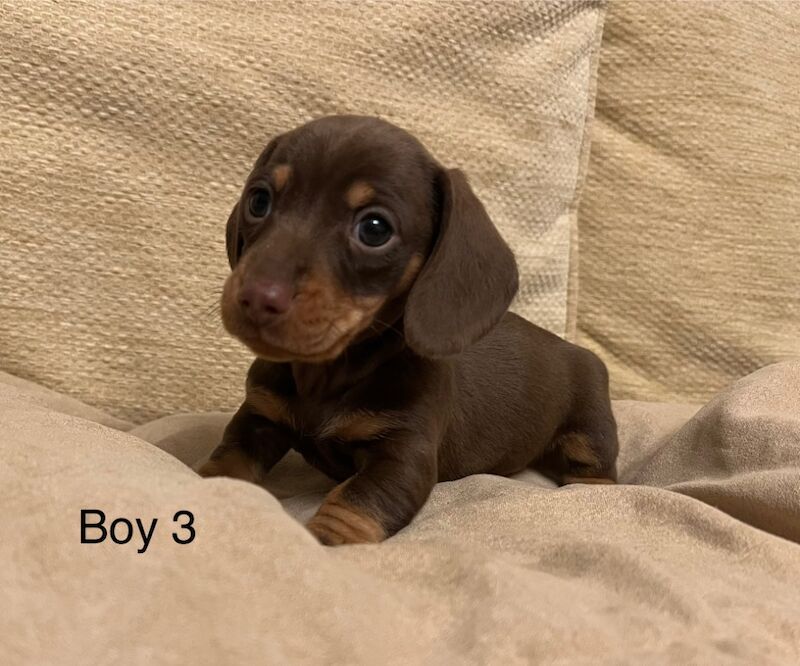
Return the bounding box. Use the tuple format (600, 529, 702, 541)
(1, 363, 799, 664)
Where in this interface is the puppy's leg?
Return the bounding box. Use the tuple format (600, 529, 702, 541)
(535, 395, 619, 486)
(541, 348, 619, 486)
(307, 438, 437, 546)
(552, 428, 618, 485)
(198, 404, 293, 484)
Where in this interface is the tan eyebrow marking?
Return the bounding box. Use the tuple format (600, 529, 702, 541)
(345, 180, 375, 209)
(271, 164, 292, 192)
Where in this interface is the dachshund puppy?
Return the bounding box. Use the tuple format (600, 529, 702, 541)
(200, 115, 618, 545)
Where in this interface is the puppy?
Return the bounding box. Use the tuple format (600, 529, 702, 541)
(200, 115, 618, 545)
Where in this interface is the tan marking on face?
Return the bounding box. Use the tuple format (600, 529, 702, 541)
(271, 164, 291, 192)
(396, 253, 424, 293)
(286, 268, 385, 360)
(318, 410, 404, 441)
(345, 180, 375, 209)
(560, 433, 600, 467)
(307, 483, 386, 545)
(561, 476, 617, 485)
(221, 253, 385, 362)
(197, 448, 259, 483)
(246, 386, 295, 429)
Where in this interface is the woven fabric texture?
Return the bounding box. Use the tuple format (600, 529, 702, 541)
(0, 0, 605, 422)
(577, 0, 800, 402)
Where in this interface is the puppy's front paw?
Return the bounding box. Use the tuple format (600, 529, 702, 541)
(196, 449, 259, 483)
(307, 494, 386, 546)
(197, 459, 222, 478)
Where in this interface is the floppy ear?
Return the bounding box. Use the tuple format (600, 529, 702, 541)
(225, 135, 283, 269)
(404, 168, 518, 357)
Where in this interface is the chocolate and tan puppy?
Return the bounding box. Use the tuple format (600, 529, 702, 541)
(200, 115, 618, 545)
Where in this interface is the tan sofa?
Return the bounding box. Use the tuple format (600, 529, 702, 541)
(2, 1, 799, 663)
(579, 0, 800, 404)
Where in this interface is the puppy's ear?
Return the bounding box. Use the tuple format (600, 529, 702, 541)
(226, 135, 283, 269)
(404, 168, 518, 357)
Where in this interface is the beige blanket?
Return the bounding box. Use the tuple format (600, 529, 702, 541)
(2, 363, 799, 663)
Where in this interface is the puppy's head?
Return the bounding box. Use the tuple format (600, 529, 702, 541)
(221, 115, 517, 362)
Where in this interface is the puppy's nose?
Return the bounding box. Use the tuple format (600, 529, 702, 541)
(238, 280, 294, 323)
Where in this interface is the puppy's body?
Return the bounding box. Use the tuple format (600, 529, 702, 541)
(242, 312, 614, 481)
(201, 115, 618, 545)
(439, 313, 616, 482)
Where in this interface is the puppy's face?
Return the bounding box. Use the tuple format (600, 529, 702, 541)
(221, 116, 437, 362)
(222, 115, 518, 363)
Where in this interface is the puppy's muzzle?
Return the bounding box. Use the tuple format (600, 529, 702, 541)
(237, 279, 294, 326)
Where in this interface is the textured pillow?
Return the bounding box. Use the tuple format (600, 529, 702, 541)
(0, 0, 606, 421)
(578, 0, 800, 402)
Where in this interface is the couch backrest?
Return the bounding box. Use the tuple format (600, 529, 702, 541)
(578, 0, 800, 402)
(0, 1, 605, 421)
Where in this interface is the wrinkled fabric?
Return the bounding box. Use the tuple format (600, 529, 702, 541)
(2, 362, 799, 664)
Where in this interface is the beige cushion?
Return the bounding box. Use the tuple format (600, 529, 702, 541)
(578, 0, 800, 402)
(0, 1, 605, 421)
(2, 363, 800, 662)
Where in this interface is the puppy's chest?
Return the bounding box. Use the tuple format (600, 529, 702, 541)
(245, 385, 401, 445)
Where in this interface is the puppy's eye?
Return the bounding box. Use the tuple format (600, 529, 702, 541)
(248, 188, 272, 218)
(355, 213, 394, 248)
